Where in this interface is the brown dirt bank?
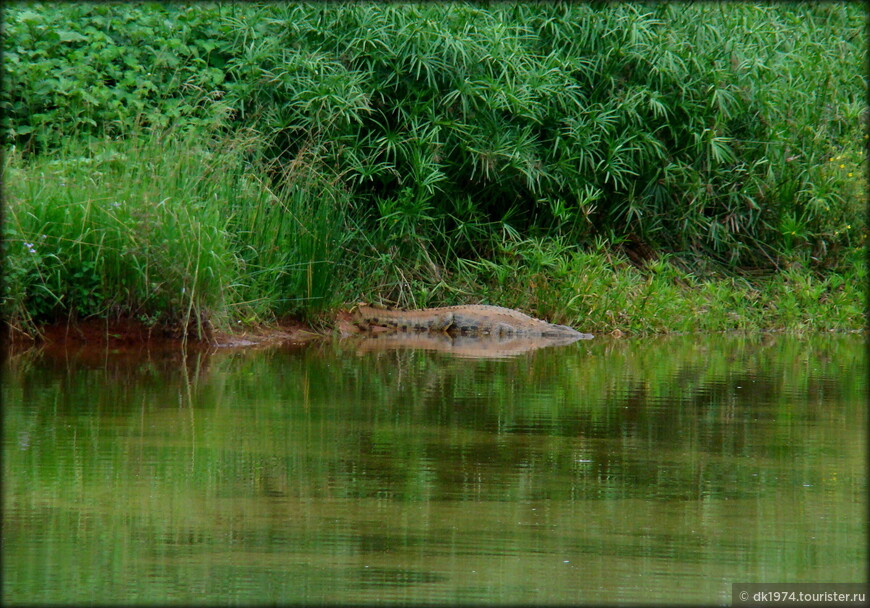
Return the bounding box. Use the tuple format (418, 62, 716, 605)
(2, 314, 350, 356)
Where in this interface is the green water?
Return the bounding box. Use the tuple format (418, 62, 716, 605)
(2, 334, 866, 605)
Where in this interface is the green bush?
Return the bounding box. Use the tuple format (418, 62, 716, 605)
(5, 3, 865, 270)
(216, 3, 866, 270)
(2, 3, 866, 334)
(1, 3, 233, 149)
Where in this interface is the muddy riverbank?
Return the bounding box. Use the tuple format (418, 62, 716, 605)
(1, 308, 599, 360)
(2, 315, 349, 356)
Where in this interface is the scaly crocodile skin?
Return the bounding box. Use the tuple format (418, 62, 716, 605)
(354, 304, 590, 339)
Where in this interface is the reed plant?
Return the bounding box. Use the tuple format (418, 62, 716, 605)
(223, 132, 354, 322)
(2, 3, 866, 335)
(3, 131, 233, 338)
(6, 2, 864, 272)
(218, 2, 866, 271)
(2, 127, 352, 337)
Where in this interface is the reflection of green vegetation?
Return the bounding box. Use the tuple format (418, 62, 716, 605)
(3, 337, 865, 603)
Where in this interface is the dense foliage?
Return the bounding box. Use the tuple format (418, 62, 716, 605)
(2, 2, 866, 334)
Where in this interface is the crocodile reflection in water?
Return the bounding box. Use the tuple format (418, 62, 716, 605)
(353, 330, 587, 359)
(352, 304, 592, 357)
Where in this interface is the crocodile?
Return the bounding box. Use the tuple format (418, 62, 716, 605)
(354, 304, 593, 340)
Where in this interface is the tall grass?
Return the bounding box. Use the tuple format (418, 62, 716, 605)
(451, 236, 866, 334)
(224, 132, 354, 322)
(2, 128, 351, 337)
(2, 3, 866, 336)
(5, 3, 865, 272)
(3, 128, 864, 337)
(4, 131, 228, 338)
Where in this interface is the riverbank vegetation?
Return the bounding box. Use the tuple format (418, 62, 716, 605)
(2, 3, 866, 340)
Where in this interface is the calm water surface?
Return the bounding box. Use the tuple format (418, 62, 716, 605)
(3, 333, 866, 605)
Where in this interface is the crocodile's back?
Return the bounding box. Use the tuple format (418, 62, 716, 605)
(355, 304, 590, 339)
(448, 306, 584, 338)
(356, 305, 454, 332)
